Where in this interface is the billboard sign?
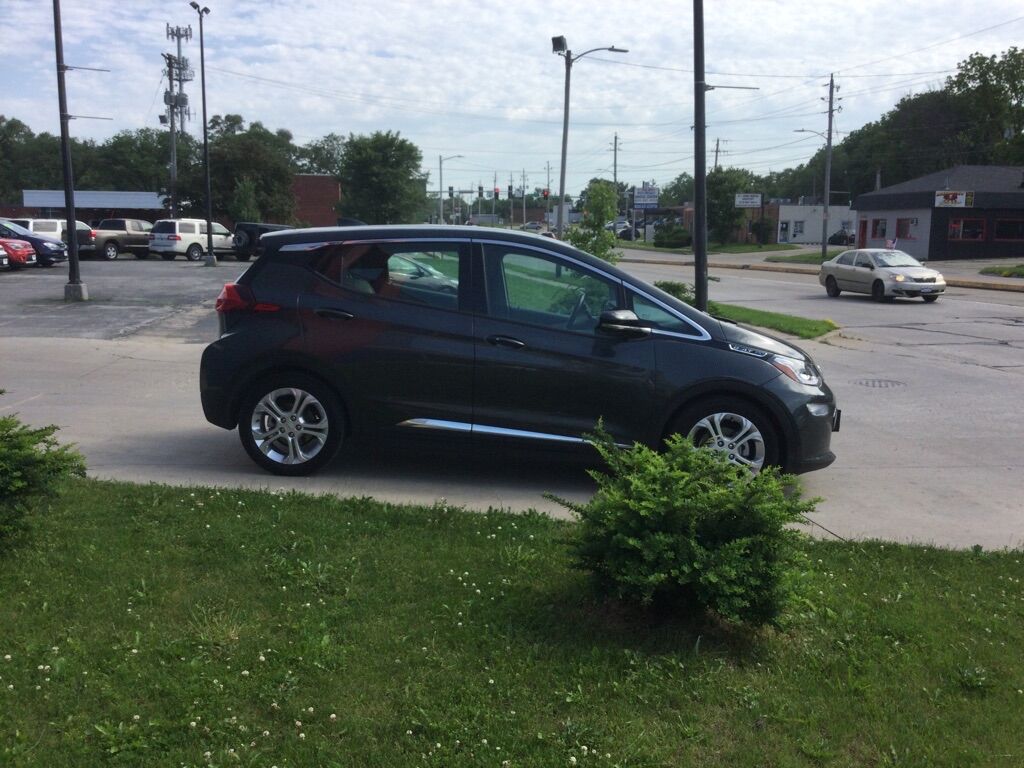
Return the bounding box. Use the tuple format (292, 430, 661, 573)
(633, 185, 660, 209)
(934, 190, 975, 208)
(734, 193, 762, 208)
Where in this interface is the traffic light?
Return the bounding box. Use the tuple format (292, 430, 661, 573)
(448, 186, 453, 199)
(478, 185, 484, 198)
(494, 187, 500, 199)
(507, 184, 513, 199)
(542, 188, 549, 199)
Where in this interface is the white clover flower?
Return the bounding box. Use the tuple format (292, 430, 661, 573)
(190, 721, 197, 728)
(329, 714, 337, 721)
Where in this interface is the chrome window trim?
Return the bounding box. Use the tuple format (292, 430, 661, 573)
(281, 237, 473, 252)
(474, 237, 621, 283)
(627, 286, 712, 341)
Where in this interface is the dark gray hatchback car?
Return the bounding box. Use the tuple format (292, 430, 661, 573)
(200, 226, 840, 476)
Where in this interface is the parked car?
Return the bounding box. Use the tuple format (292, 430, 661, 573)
(819, 248, 946, 302)
(0, 220, 67, 267)
(827, 229, 855, 246)
(387, 253, 459, 293)
(93, 218, 153, 260)
(521, 221, 544, 232)
(200, 225, 840, 477)
(5, 218, 95, 254)
(232, 221, 292, 262)
(0, 238, 38, 269)
(148, 218, 233, 261)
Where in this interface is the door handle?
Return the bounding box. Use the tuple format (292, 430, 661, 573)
(487, 334, 525, 349)
(314, 308, 354, 321)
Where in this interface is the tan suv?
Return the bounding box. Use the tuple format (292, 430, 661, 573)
(148, 218, 233, 261)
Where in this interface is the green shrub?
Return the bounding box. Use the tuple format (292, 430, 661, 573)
(552, 430, 815, 627)
(0, 392, 86, 548)
(654, 223, 692, 249)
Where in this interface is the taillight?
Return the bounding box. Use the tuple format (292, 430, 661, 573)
(89, 229, 96, 239)
(169, 234, 182, 241)
(215, 283, 280, 314)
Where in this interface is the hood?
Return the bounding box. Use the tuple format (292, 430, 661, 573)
(717, 320, 808, 361)
(884, 266, 941, 279)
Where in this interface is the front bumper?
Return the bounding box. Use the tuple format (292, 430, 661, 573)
(887, 280, 945, 298)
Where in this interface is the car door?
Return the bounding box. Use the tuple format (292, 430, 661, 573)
(472, 240, 657, 445)
(851, 251, 875, 291)
(832, 250, 856, 290)
(295, 238, 476, 435)
(127, 220, 147, 252)
(212, 223, 233, 253)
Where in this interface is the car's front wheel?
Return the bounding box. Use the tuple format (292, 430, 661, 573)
(871, 280, 886, 302)
(237, 374, 344, 476)
(670, 397, 779, 473)
(186, 244, 204, 261)
(922, 294, 939, 303)
(825, 276, 841, 297)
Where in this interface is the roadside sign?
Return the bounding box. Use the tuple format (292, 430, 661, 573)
(734, 193, 762, 208)
(934, 191, 974, 208)
(633, 185, 660, 209)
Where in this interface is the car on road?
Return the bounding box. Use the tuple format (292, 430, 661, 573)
(5, 217, 96, 255)
(201, 225, 840, 477)
(819, 248, 946, 302)
(148, 218, 234, 261)
(93, 218, 154, 260)
(0, 238, 38, 269)
(0, 220, 67, 267)
(521, 221, 544, 232)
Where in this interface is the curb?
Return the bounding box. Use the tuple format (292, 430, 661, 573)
(619, 257, 1024, 293)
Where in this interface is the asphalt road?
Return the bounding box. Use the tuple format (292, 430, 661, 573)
(1, 257, 1022, 549)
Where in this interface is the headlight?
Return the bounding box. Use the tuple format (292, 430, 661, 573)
(889, 272, 905, 282)
(770, 354, 822, 387)
(43, 242, 61, 250)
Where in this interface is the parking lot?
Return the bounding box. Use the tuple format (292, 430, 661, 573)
(2, 254, 1022, 549)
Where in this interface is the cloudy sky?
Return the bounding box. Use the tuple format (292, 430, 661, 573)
(4, 1, 1023, 198)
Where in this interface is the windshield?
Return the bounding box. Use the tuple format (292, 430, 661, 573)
(873, 250, 921, 268)
(0, 220, 34, 236)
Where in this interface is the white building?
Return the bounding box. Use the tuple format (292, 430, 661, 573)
(776, 204, 853, 244)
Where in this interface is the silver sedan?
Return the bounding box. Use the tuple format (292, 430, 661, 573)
(819, 248, 946, 303)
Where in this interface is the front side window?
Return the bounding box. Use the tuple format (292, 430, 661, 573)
(948, 218, 985, 241)
(179, 222, 197, 234)
(313, 242, 463, 310)
(213, 223, 230, 235)
(853, 251, 874, 268)
(129, 221, 142, 232)
(871, 219, 887, 239)
(994, 220, 1024, 241)
(485, 246, 619, 333)
(630, 292, 697, 335)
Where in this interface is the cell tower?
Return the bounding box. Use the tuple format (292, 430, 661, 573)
(161, 24, 194, 217)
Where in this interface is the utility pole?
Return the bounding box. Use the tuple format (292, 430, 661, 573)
(820, 73, 836, 263)
(545, 161, 552, 222)
(164, 24, 193, 219)
(509, 172, 515, 227)
(492, 171, 497, 217)
(612, 132, 619, 212)
(713, 137, 720, 170)
(692, 0, 709, 312)
(521, 169, 527, 226)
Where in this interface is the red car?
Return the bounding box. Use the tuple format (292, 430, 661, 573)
(0, 238, 38, 270)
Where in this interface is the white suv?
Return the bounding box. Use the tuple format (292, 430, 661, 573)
(148, 218, 233, 261)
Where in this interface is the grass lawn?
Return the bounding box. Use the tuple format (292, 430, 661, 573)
(764, 250, 845, 265)
(708, 303, 838, 339)
(1, 479, 1022, 766)
(980, 264, 1024, 278)
(622, 242, 803, 256)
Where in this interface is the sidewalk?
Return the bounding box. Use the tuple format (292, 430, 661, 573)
(618, 245, 1024, 293)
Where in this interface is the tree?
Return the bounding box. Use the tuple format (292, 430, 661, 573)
(337, 131, 426, 224)
(227, 176, 261, 223)
(661, 172, 694, 206)
(566, 179, 619, 263)
(706, 167, 756, 244)
(299, 132, 346, 176)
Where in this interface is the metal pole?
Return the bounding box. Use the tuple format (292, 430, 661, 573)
(196, 7, 216, 266)
(52, 0, 86, 301)
(693, 0, 708, 311)
(556, 51, 571, 238)
(438, 155, 443, 223)
(166, 53, 178, 218)
(521, 168, 526, 226)
(821, 73, 835, 263)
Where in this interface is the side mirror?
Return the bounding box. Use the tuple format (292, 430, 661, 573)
(598, 309, 651, 337)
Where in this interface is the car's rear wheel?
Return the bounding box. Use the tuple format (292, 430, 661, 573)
(670, 397, 779, 474)
(238, 374, 344, 476)
(160, 253, 176, 261)
(186, 244, 204, 261)
(102, 241, 119, 260)
(135, 250, 149, 259)
(922, 294, 939, 303)
(825, 276, 841, 297)
(871, 280, 886, 302)
(235, 253, 251, 262)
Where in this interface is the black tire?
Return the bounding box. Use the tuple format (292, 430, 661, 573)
(185, 244, 204, 261)
(669, 396, 780, 473)
(160, 253, 176, 261)
(235, 252, 251, 262)
(135, 250, 149, 260)
(825, 276, 841, 297)
(237, 374, 344, 476)
(101, 241, 119, 261)
(233, 230, 250, 251)
(871, 280, 886, 302)
(922, 294, 939, 303)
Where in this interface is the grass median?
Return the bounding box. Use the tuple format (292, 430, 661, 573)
(980, 264, 1024, 278)
(1, 478, 1022, 766)
(764, 250, 845, 265)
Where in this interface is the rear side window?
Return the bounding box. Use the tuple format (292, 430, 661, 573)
(179, 222, 196, 234)
(129, 221, 142, 232)
(312, 242, 464, 311)
(836, 251, 855, 265)
(35, 221, 59, 232)
(152, 221, 176, 233)
(100, 219, 125, 230)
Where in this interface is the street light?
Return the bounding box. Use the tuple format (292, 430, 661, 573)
(552, 36, 628, 238)
(189, 1, 215, 266)
(438, 154, 462, 224)
(795, 124, 834, 263)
